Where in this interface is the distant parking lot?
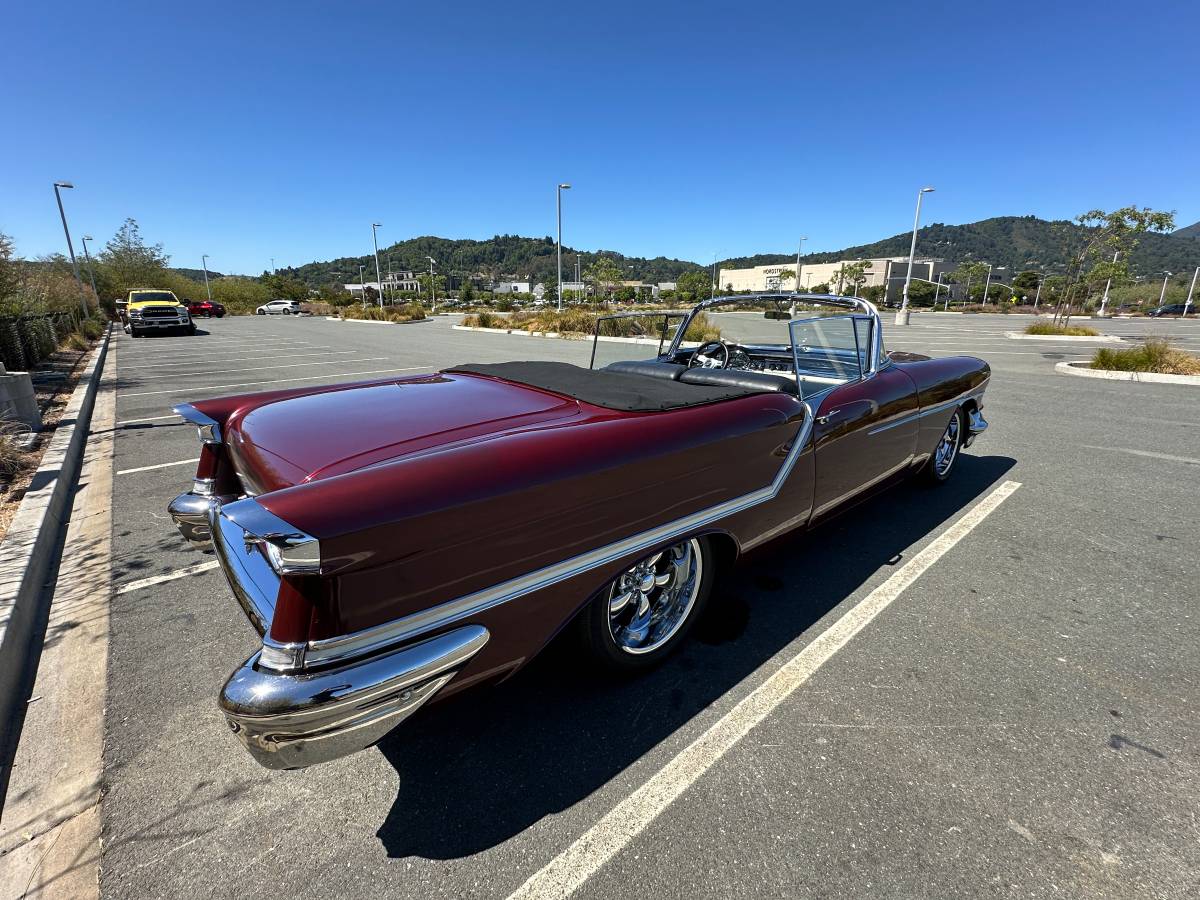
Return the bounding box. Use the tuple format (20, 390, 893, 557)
(101, 312, 1200, 898)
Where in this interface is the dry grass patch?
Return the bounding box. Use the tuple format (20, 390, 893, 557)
(1091, 339, 1200, 375)
(1026, 321, 1100, 336)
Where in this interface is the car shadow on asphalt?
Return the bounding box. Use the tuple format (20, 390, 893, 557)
(374, 453, 1017, 859)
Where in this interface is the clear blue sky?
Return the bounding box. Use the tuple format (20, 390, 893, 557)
(4, 0, 1198, 275)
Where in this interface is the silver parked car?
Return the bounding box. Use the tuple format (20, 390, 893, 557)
(256, 299, 302, 315)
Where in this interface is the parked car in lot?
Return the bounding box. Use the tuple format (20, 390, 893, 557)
(124, 289, 195, 337)
(187, 299, 226, 318)
(1147, 303, 1195, 317)
(256, 299, 302, 315)
(167, 293, 990, 769)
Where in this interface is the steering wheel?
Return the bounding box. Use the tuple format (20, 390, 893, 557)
(689, 340, 730, 369)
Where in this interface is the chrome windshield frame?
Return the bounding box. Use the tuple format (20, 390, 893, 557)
(664, 292, 884, 378)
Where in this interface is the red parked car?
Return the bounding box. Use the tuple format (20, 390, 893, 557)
(167, 293, 990, 769)
(186, 299, 226, 318)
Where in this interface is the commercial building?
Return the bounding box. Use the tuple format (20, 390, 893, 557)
(718, 257, 950, 302)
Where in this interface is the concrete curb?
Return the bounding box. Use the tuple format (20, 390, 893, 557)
(1055, 360, 1200, 385)
(0, 325, 110, 750)
(1005, 331, 1123, 343)
(325, 316, 432, 326)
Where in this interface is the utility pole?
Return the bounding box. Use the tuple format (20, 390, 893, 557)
(426, 256, 437, 311)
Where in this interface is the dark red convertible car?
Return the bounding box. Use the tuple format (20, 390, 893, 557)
(186, 299, 226, 318)
(168, 294, 989, 769)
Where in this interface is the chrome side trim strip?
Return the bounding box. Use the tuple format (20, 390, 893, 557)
(300, 405, 817, 668)
(867, 410, 922, 436)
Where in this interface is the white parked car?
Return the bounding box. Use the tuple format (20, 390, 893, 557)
(256, 299, 302, 315)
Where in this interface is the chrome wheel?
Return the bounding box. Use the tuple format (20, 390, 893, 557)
(933, 410, 961, 477)
(606, 539, 703, 655)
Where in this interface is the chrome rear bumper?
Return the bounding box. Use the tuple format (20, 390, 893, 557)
(220, 625, 489, 769)
(168, 491, 233, 547)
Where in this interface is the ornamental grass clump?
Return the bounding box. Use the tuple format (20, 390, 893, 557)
(1091, 339, 1200, 375)
(1025, 321, 1099, 336)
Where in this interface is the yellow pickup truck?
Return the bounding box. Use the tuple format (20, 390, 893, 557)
(122, 289, 195, 337)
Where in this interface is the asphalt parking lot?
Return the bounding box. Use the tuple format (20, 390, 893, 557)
(97, 312, 1200, 898)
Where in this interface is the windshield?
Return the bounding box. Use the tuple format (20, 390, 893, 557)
(130, 291, 177, 303)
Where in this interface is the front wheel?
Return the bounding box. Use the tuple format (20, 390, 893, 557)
(921, 407, 963, 485)
(256, 309, 265, 315)
(577, 537, 713, 671)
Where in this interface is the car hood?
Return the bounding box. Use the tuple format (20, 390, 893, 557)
(224, 372, 581, 492)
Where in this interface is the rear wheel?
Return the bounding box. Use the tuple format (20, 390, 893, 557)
(921, 407, 963, 485)
(577, 537, 713, 671)
(256, 309, 265, 315)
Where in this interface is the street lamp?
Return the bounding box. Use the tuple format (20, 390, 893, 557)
(1099, 251, 1119, 317)
(898, 186, 934, 325)
(201, 255, 213, 302)
(793, 236, 808, 295)
(556, 183, 571, 312)
(1158, 272, 1172, 308)
(371, 223, 384, 308)
(80, 235, 99, 300)
(52, 181, 89, 317)
(426, 256, 437, 311)
(932, 271, 946, 309)
(1184, 266, 1199, 318)
(1033, 273, 1047, 310)
(981, 263, 994, 306)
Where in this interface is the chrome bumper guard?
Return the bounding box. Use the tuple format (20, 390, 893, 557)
(963, 407, 988, 448)
(168, 490, 235, 547)
(220, 625, 489, 769)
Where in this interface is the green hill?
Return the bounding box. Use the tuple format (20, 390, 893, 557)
(722, 216, 1200, 276)
(285, 235, 702, 286)
(286, 216, 1200, 287)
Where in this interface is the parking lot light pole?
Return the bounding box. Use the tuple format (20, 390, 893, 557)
(1158, 272, 1172, 308)
(1184, 266, 1199, 318)
(201, 255, 213, 302)
(358, 265, 367, 304)
(981, 263, 993, 306)
(426, 256, 437, 311)
(1033, 273, 1046, 310)
(53, 182, 90, 318)
(371, 224, 384, 308)
(556, 183, 570, 313)
(80, 234, 99, 303)
(1099, 251, 1119, 317)
(932, 271, 945, 308)
(897, 186, 933, 326)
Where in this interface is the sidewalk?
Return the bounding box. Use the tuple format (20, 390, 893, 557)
(0, 345, 115, 898)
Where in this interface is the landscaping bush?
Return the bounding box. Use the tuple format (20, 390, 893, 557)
(1091, 339, 1200, 375)
(1025, 321, 1099, 336)
(341, 303, 427, 323)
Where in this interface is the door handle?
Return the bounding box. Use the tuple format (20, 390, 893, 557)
(816, 408, 841, 425)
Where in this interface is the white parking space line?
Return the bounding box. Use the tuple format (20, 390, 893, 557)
(509, 479, 1022, 900)
(116, 414, 180, 425)
(122, 366, 430, 398)
(120, 348, 345, 368)
(134, 356, 388, 379)
(116, 458, 196, 475)
(1082, 446, 1200, 466)
(115, 561, 221, 595)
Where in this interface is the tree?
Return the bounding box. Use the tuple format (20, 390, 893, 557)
(675, 270, 711, 302)
(776, 269, 795, 289)
(949, 261, 990, 304)
(261, 273, 310, 302)
(832, 260, 870, 294)
(460, 280, 476, 303)
(1012, 270, 1040, 291)
(99, 218, 169, 296)
(0, 232, 19, 303)
(584, 258, 625, 302)
(1052, 207, 1175, 324)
